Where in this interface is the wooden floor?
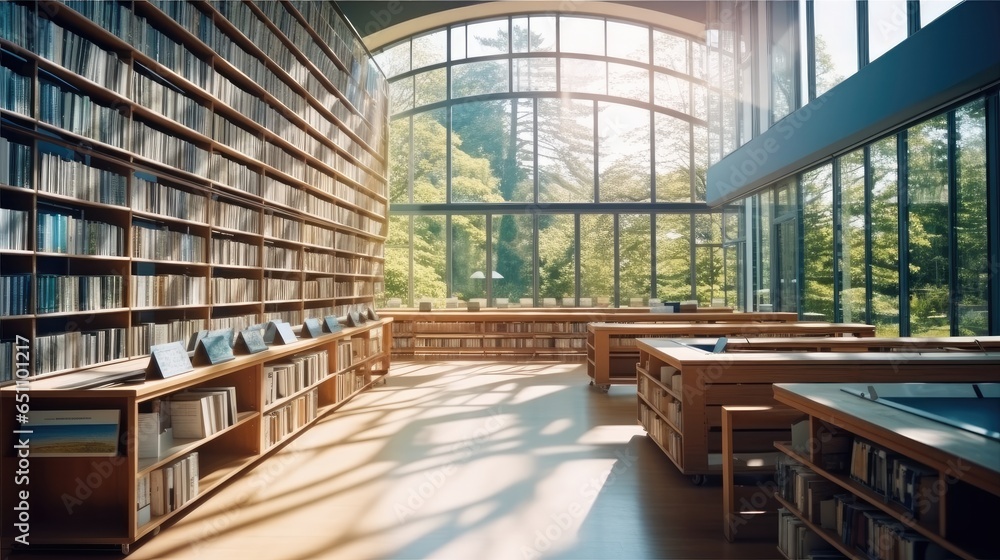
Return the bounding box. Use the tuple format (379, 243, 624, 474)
(8, 361, 782, 559)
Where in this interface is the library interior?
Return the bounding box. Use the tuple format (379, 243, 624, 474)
(1, 0, 998, 559)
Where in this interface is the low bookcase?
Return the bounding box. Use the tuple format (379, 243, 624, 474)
(0, 319, 390, 554)
(772, 382, 1000, 560)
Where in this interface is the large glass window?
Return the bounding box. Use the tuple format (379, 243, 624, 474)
(769, 1, 798, 123)
(813, 0, 857, 97)
(839, 149, 867, 323)
(491, 214, 534, 304)
(560, 17, 605, 56)
(694, 213, 725, 305)
(411, 110, 448, 204)
(870, 135, 900, 335)
(411, 215, 448, 303)
(598, 103, 651, 202)
(580, 214, 615, 304)
(450, 101, 504, 203)
(538, 98, 594, 203)
(868, 0, 908, 63)
(801, 164, 834, 320)
(538, 214, 576, 303)
(655, 113, 692, 202)
(907, 115, 950, 336)
(655, 214, 693, 302)
(451, 215, 487, 301)
(381, 14, 733, 307)
(920, 0, 962, 27)
(954, 99, 988, 335)
(619, 214, 652, 305)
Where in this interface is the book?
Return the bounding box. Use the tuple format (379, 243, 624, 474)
(24, 409, 120, 456)
(168, 394, 213, 439)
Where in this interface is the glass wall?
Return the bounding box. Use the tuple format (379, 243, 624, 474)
(751, 94, 994, 335)
(377, 13, 726, 308)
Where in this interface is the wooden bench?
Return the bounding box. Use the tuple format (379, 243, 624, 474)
(590, 321, 876, 389)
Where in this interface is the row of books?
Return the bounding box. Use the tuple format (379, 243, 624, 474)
(212, 113, 264, 161)
(303, 278, 337, 300)
(0, 137, 32, 189)
(0, 208, 29, 251)
(0, 341, 16, 381)
(849, 438, 939, 523)
(337, 232, 383, 258)
(263, 389, 318, 449)
(209, 153, 260, 197)
(3, 0, 384, 180)
(265, 244, 300, 270)
(132, 10, 214, 93)
(132, 68, 211, 136)
(776, 508, 843, 560)
(169, 387, 238, 439)
(131, 224, 205, 262)
(39, 152, 128, 206)
(334, 281, 374, 298)
(230, 2, 378, 144)
(37, 212, 125, 256)
(0, 274, 31, 316)
(263, 309, 302, 328)
(266, 215, 301, 241)
(0, 2, 31, 47)
(776, 461, 841, 529)
(129, 319, 207, 359)
(334, 370, 367, 403)
(832, 495, 948, 560)
(131, 176, 209, 223)
(0, 65, 31, 116)
(265, 278, 301, 301)
(39, 81, 126, 147)
(334, 256, 383, 276)
(335, 339, 365, 372)
(214, 199, 260, 234)
(211, 236, 259, 268)
(131, 274, 206, 308)
(59, 0, 131, 42)
(263, 350, 328, 406)
(132, 119, 209, 176)
(36, 17, 129, 96)
(211, 278, 260, 305)
(37, 274, 124, 314)
(639, 401, 681, 460)
(33, 327, 127, 376)
(209, 312, 259, 333)
(138, 452, 199, 521)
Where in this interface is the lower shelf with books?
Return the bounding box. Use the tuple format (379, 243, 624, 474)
(0, 318, 392, 553)
(772, 382, 1000, 560)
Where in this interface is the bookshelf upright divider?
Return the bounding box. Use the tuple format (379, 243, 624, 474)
(0, 0, 389, 552)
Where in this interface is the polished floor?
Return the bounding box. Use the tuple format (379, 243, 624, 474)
(9, 361, 782, 560)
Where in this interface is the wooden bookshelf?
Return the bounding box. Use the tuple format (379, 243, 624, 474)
(590, 321, 876, 389)
(382, 309, 795, 362)
(0, 318, 391, 553)
(772, 382, 1000, 560)
(0, 0, 388, 381)
(0, 0, 388, 553)
(635, 339, 1000, 478)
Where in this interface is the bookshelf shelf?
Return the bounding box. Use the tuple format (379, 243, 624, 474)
(773, 383, 1000, 560)
(635, 340, 1000, 478)
(0, 318, 391, 552)
(0, 0, 387, 377)
(0, 0, 388, 550)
